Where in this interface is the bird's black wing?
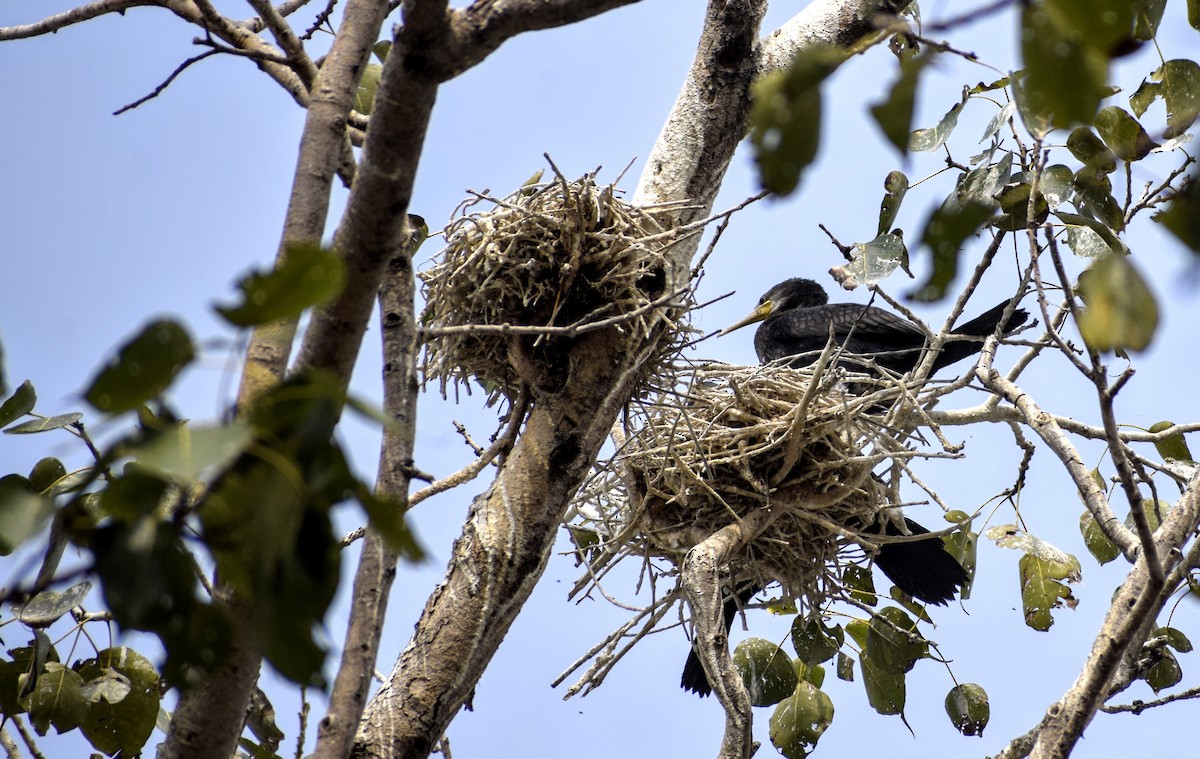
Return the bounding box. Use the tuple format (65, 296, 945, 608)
(870, 517, 969, 605)
(756, 304, 927, 369)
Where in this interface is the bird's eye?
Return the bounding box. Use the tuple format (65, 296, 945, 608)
(758, 296, 768, 305)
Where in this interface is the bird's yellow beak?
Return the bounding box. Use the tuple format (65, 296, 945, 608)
(718, 300, 774, 336)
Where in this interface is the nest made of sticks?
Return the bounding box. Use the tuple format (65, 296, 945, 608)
(420, 173, 694, 402)
(575, 360, 921, 610)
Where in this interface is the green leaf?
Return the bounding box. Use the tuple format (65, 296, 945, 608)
(24, 663, 83, 736)
(769, 681, 834, 759)
(129, 421, 253, 485)
(354, 63, 382, 115)
(909, 98, 965, 152)
(835, 652, 854, 682)
(1021, 0, 1135, 128)
(945, 683, 990, 737)
(1146, 648, 1182, 693)
(871, 52, 935, 154)
(216, 243, 347, 328)
(1018, 552, 1081, 631)
(1012, 72, 1053, 139)
(1038, 164, 1075, 209)
(1133, 0, 1167, 39)
(27, 457, 67, 495)
(355, 481, 424, 562)
(942, 512, 977, 600)
(791, 618, 844, 666)
(957, 152, 1013, 209)
(1148, 421, 1193, 462)
(749, 46, 846, 195)
(987, 525, 1081, 630)
(910, 200, 994, 302)
(991, 181, 1049, 231)
(877, 171, 909, 236)
(1126, 498, 1169, 534)
(1054, 211, 1127, 256)
(1072, 171, 1125, 232)
(15, 582, 92, 628)
(84, 319, 195, 414)
(1159, 626, 1193, 653)
(1192, 0, 1200, 30)
(866, 607, 927, 674)
(1063, 221, 1115, 258)
(1094, 106, 1159, 161)
(848, 233, 907, 285)
(1157, 171, 1200, 253)
(859, 641, 906, 715)
(25, 662, 87, 736)
(75, 647, 160, 757)
(1066, 128, 1117, 174)
(979, 101, 1016, 144)
(733, 638, 799, 707)
(1076, 254, 1159, 352)
(842, 564, 877, 606)
(0, 475, 54, 555)
(372, 40, 391, 62)
(199, 371, 357, 686)
(98, 470, 169, 523)
(0, 380, 36, 428)
(1129, 59, 1200, 139)
(1079, 510, 1121, 565)
(5, 413, 83, 435)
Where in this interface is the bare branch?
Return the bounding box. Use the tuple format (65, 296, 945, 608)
(1102, 685, 1200, 714)
(246, 0, 320, 87)
(1020, 476, 1200, 758)
(113, 50, 219, 115)
(311, 225, 424, 759)
(682, 509, 779, 759)
(0, 0, 158, 40)
(407, 390, 530, 508)
(975, 341, 1139, 558)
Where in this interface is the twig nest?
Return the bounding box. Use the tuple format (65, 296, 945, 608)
(578, 361, 910, 607)
(420, 174, 690, 401)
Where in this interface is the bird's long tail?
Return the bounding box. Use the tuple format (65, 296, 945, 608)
(872, 517, 969, 606)
(680, 581, 761, 697)
(932, 300, 1029, 370)
(679, 520, 968, 696)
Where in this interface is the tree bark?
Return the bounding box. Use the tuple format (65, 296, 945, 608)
(159, 3, 395, 757)
(351, 2, 911, 757)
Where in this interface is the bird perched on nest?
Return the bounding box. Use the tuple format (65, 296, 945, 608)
(680, 277, 1027, 697)
(719, 277, 1029, 373)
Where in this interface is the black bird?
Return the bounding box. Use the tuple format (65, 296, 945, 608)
(679, 517, 970, 696)
(681, 278, 1021, 696)
(719, 277, 1028, 374)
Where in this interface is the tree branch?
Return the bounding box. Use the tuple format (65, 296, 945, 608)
(160, 2, 395, 757)
(311, 228, 424, 759)
(975, 346, 1139, 558)
(1022, 475, 1200, 758)
(682, 510, 778, 759)
(0, 0, 159, 40)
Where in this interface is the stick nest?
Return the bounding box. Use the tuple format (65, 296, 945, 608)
(420, 174, 692, 401)
(576, 361, 916, 609)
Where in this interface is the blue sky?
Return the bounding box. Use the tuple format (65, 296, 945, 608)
(2, 2, 1199, 757)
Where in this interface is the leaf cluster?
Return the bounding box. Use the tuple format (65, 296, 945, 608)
(0, 246, 422, 755)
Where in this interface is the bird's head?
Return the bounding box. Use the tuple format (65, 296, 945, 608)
(718, 278, 828, 336)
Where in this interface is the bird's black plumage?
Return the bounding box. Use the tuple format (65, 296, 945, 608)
(681, 277, 1003, 697)
(680, 517, 970, 697)
(723, 277, 1028, 374)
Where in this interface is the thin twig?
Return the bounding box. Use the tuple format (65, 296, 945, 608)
(114, 50, 219, 115)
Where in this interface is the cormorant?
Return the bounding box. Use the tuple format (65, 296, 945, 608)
(719, 277, 1028, 374)
(680, 278, 1024, 697)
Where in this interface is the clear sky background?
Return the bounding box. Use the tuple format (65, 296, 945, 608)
(2, 2, 1199, 758)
